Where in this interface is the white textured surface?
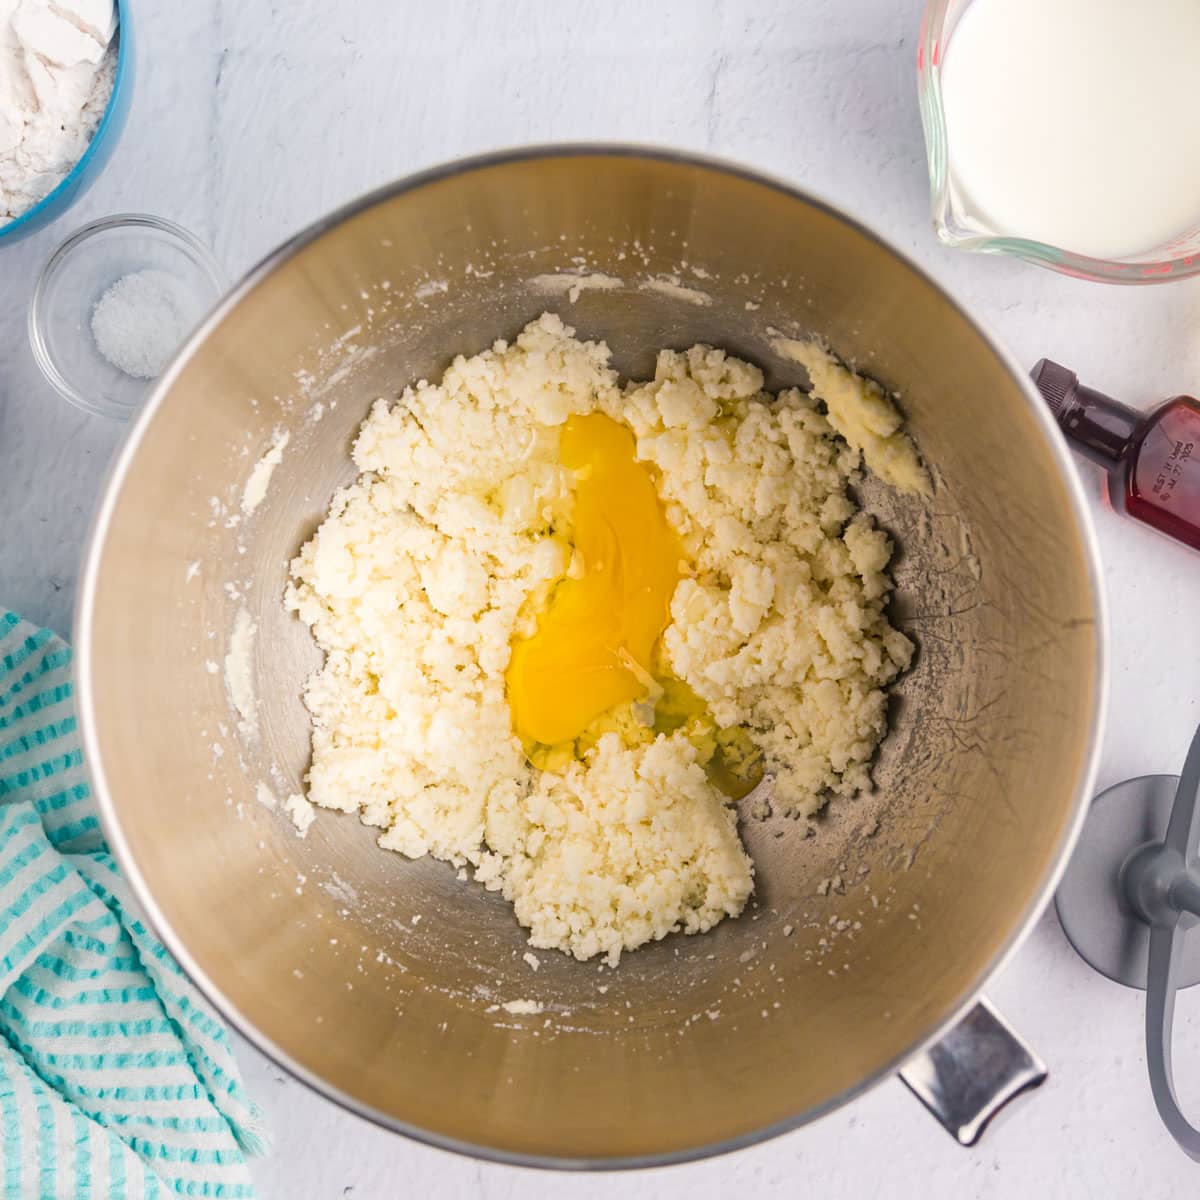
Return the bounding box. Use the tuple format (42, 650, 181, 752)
(3, 0, 1200, 1194)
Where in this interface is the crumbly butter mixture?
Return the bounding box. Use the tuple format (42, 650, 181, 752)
(286, 313, 925, 964)
(770, 334, 931, 496)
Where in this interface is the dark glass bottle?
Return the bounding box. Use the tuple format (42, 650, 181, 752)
(1032, 359, 1200, 552)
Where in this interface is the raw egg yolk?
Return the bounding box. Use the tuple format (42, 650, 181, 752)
(506, 412, 682, 748)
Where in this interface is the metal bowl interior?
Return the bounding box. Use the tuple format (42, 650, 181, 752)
(78, 149, 1104, 1166)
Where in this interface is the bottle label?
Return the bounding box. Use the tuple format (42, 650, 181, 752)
(1138, 412, 1196, 508)
(1129, 399, 1200, 550)
(1149, 437, 1194, 505)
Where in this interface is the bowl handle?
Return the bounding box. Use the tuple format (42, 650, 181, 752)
(898, 998, 1047, 1145)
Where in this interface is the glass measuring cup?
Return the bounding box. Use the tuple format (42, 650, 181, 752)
(918, 0, 1200, 284)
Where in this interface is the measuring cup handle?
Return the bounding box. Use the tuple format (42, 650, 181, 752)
(898, 998, 1047, 1145)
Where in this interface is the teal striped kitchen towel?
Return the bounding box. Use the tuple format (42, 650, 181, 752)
(0, 611, 264, 1199)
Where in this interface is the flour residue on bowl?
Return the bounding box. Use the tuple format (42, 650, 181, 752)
(639, 274, 713, 307)
(527, 269, 713, 309)
(283, 792, 315, 837)
(528, 271, 624, 304)
(241, 430, 290, 515)
(499, 999, 544, 1016)
(223, 607, 258, 739)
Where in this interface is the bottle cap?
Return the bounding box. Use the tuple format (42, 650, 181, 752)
(1030, 358, 1078, 418)
(1029, 358, 1140, 467)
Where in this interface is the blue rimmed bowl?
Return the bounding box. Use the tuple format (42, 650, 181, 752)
(0, 0, 134, 246)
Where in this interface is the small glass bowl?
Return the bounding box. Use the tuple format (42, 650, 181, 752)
(0, 0, 135, 245)
(918, 0, 1200, 284)
(30, 214, 225, 420)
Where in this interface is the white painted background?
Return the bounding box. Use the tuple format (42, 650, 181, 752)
(4, 0, 1200, 1194)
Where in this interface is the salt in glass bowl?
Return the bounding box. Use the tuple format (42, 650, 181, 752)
(29, 214, 225, 420)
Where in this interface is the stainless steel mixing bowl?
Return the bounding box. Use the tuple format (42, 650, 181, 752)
(77, 148, 1106, 1166)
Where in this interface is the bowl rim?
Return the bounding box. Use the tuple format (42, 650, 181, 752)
(0, 0, 132, 243)
(917, 0, 1200, 284)
(74, 142, 1111, 1170)
(28, 212, 226, 419)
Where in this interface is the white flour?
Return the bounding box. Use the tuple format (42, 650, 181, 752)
(0, 0, 118, 222)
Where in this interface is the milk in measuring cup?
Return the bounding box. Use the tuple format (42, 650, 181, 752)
(940, 0, 1200, 260)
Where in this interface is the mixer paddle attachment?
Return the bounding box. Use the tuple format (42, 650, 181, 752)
(1056, 722, 1200, 1159)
